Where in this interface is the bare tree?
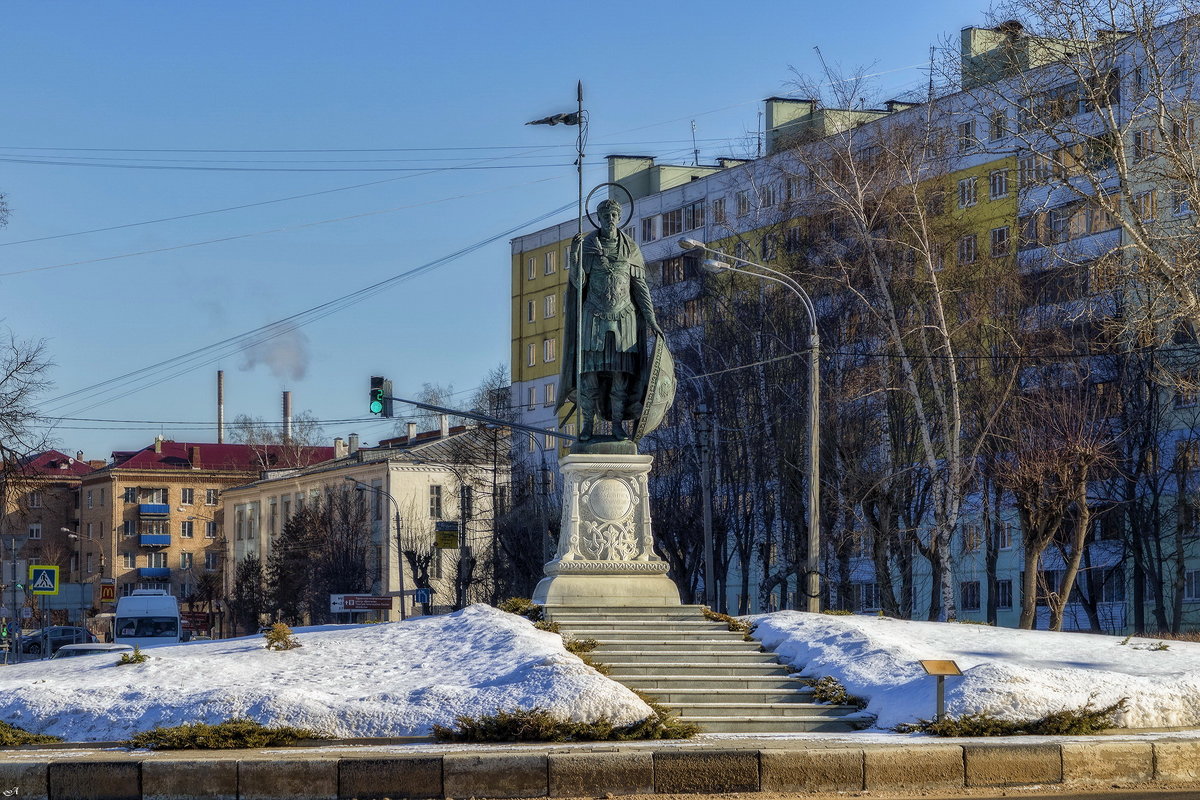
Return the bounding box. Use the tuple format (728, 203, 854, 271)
(230, 410, 326, 468)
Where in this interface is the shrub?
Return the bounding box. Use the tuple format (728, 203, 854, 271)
(564, 637, 598, 655)
(1141, 630, 1200, 643)
(822, 609, 854, 615)
(534, 620, 561, 634)
(263, 622, 302, 651)
(117, 646, 147, 665)
(126, 718, 322, 750)
(0, 721, 62, 746)
(498, 597, 543, 622)
(894, 698, 1127, 737)
(433, 697, 699, 743)
(803, 676, 868, 709)
(702, 607, 751, 633)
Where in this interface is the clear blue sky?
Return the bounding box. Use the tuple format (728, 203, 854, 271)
(3, 0, 977, 460)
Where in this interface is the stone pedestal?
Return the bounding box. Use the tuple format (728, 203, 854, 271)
(533, 453, 681, 607)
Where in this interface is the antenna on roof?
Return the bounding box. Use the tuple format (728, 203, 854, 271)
(691, 120, 699, 166)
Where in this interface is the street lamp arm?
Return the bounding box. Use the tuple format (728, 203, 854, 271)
(679, 239, 818, 329)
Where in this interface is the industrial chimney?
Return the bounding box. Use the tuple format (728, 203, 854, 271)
(217, 370, 226, 444)
(282, 391, 293, 442)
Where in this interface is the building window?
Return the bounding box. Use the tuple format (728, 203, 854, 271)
(962, 524, 982, 553)
(684, 201, 705, 230)
(27, 523, 41, 540)
(958, 234, 978, 265)
(86, 522, 94, 540)
(662, 209, 683, 238)
(429, 485, 443, 519)
(1171, 186, 1193, 216)
(988, 111, 1007, 141)
(147, 552, 167, 569)
(855, 582, 881, 611)
(124, 487, 137, 504)
(85, 490, 92, 509)
(123, 552, 136, 569)
(661, 257, 685, 285)
(995, 522, 1014, 550)
(205, 551, 220, 570)
(988, 169, 1008, 199)
(1133, 190, 1157, 221)
(1133, 128, 1154, 162)
(526, 256, 536, 280)
(146, 487, 167, 504)
(990, 226, 1010, 257)
(181, 520, 194, 539)
(957, 120, 977, 152)
(681, 298, 703, 328)
(759, 183, 778, 207)
(180, 488, 194, 505)
(543, 338, 556, 362)
(527, 387, 536, 411)
(544, 382, 557, 406)
(205, 489, 218, 506)
(123, 520, 135, 537)
(1185, 570, 1200, 602)
(544, 250, 556, 275)
(960, 580, 981, 611)
(712, 197, 726, 225)
(86, 553, 94, 574)
(527, 343, 536, 367)
(1018, 154, 1053, 185)
(995, 579, 1013, 609)
(641, 216, 657, 242)
(762, 233, 778, 261)
(736, 191, 750, 216)
(205, 521, 217, 539)
(526, 300, 535, 323)
(543, 294, 556, 318)
(180, 552, 193, 570)
(957, 177, 978, 208)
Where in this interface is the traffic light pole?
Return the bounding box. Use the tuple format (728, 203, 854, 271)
(372, 391, 579, 443)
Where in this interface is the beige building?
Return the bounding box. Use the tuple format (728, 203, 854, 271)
(78, 438, 333, 616)
(222, 424, 503, 622)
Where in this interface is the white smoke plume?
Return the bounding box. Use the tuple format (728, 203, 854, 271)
(239, 323, 311, 381)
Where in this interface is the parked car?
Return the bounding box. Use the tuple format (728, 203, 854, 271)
(20, 626, 96, 656)
(50, 643, 133, 660)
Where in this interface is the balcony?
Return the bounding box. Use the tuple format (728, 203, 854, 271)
(139, 503, 170, 517)
(139, 533, 171, 547)
(138, 567, 171, 579)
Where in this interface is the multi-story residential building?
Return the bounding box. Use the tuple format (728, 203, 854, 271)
(221, 423, 505, 624)
(78, 438, 333, 612)
(510, 16, 1200, 632)
(1, 451, 97, 625)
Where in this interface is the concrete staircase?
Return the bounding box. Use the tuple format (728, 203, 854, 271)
(543, 605, 874, 734)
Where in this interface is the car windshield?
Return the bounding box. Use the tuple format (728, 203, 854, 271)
(115, 617, 178, 638)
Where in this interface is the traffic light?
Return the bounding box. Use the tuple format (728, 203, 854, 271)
(369, 376, 394, 418)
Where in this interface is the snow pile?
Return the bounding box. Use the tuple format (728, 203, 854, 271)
(0, 604, 652, 742)
(751, 612, 1200, 730)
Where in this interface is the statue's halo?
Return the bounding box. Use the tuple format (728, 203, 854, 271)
(585, 182, 635, 231)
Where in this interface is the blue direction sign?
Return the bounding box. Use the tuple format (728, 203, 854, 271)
(29, 565, 59, 596)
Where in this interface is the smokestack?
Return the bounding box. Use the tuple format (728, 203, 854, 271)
(334, 437, 347, 459)
(348, 433, 359, 455)
(217, 370, 225, 444)
(407, 422, 417, 443)
(282, 391, 293, 442)
(75, 451, 83, 461)
(154, 435, 163, 454)
(190, 446, 201, 468)
(439, 414, 449, 438)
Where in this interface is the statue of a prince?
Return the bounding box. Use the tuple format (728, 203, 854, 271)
(556, 197, 669, 443)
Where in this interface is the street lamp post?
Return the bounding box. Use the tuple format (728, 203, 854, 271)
(61, 528, 85, 641)
(679, 237, 822, 613)
(344, 477, 407, 621)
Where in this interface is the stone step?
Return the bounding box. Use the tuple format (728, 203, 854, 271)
(591, 650, 777, 664)
(553, 620, 730, 631)
(661, 702, 863, 718)
(677, 714, 874, 734)
(543, 605, 707, 621)
(590, 639, 762, 652)
(557, 629, 747, 641)
(615, 675, 808, 690)
(603, 661, 791, 677)
(645, 688, 817, 704)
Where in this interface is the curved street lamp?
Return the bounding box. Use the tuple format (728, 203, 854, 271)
(344, 477, 408, 620)
(678, 237, 822, 613)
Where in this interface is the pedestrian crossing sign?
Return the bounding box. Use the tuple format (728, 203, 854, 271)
(29, 565, 59, 596)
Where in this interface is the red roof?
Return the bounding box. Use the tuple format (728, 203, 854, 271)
(13, 450, 95, 478)
(108, 441, 335, 472)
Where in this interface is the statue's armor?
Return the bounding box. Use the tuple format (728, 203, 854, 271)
(581, 235, 638, 373)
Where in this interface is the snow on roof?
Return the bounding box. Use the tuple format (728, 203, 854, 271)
(0, 605, 650, 742)
(751, 611, 1200, 730)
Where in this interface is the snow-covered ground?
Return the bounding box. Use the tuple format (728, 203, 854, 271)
(0, 605, 652, 743)
(751, 611, 1200, 730)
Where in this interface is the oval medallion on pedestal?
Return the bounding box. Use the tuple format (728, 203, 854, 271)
(587, 478, 633, 521)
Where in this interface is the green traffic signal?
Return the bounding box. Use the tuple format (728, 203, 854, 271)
(370, 390, 384, 415)
(369, 376, 393, 417)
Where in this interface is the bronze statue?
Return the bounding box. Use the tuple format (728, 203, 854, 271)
(556, 197, 671, 444)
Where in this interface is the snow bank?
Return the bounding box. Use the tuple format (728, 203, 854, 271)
(0, 604, 652, 742)
(750, 611, 1200, 730)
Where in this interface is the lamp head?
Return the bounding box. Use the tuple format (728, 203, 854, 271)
(678, 237, 705, 251)
(701, 258, 731, 275)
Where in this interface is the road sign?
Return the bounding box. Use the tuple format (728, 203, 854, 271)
(330, 594, 394, 612)
(434, 521, 460, 550)
(29, 565, 59, 595)
(413, 587, 432, 604)
(99, 584, 116, 603)
(181, 611, 210, 630)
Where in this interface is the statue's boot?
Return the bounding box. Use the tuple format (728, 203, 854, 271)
(580, 420, 594, 441)
(612, 420, 629, 440)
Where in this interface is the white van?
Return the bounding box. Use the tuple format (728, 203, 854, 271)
(114, 590, 181, 648)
